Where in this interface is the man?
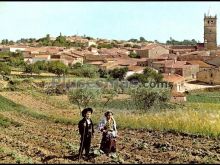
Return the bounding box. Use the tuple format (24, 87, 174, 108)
(78, 107, 94, 159)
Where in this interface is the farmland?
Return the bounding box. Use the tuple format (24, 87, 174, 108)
(1, 80, 220, 163)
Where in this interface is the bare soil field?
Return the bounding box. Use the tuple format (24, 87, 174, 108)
(1, 91, 220, 164)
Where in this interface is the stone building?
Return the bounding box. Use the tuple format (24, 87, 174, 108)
(136, 44, 169, 58)
(204, 13, 217, 50)
(197, 67, 220, 85)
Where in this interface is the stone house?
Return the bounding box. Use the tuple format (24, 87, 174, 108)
(186, 60, 214, 71)
(197, 67, 220, 85)
(32, 54, 51, 63)
(162, 73, 185, 93)
(136, 44, 169, 58)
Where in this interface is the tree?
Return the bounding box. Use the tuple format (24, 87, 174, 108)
(127, 73, 148, 84)
(48, 61, 69, 76)
(128, 52, 140, 58)
(8, 52, 25, 67)
(0, 63, 11, 75)
(71, 64, 99, 78)
(129, 86, 170, 111)
(34, 61, 48, 71)
(143, 67, 163, 83)
(98, 69, 109, 78)
(128, 38, 138, 42)
(24, 63, 40, 75)
(68, 87, 101, 114)
(100, 88, 118, 112)
(8, 40, 14, 45)
(139, 37, 146, 42)
(71, 62, 82, 69)
(109, 67, 128, 80)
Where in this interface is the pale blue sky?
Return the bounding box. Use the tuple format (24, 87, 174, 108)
(0, 1, 220, 43)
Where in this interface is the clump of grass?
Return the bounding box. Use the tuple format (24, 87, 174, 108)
(0, 114, 22, 128)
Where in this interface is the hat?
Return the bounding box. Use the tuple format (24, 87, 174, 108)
(81, 107, 93, 117)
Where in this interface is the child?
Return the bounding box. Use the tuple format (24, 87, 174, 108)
(78, 107, 94, 159)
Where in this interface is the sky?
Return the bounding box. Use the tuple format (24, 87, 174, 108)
(0, 1, 220, 43)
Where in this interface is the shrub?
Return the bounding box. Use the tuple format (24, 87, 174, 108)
(0, 62, 11, 75)
(129, 86, 170, 111)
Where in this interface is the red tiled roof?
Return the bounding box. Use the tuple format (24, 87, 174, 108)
(171, 91, 186, 97)
(127, 65, 144, 71)
(186, 60, 213, 68)
(162, 73, 185, 83)
(139, 43, 159, 50)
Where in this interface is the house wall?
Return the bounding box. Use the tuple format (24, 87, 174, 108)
(197, 68, 220, 84)
(136, 46, 169, 58)
(148, 46, 169, 58)
(0, 47, 10, 52)
(171, 81, 185, 92)
(136, 49, 149, 58)
(9, 48, 26, 52)
(170, 96, 186, 102)
(71, 57, 84, 65)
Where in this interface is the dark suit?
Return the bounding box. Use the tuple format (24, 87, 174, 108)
(78, 118, 94, 157)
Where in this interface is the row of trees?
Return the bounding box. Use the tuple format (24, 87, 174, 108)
(0, 51, 25, 67)
(166, 37, 198, 45)
(24, 61, 69, 76)
(36, 34, 87, 48)
(68, 84, 171, 114)
(1, 39, 15, 45)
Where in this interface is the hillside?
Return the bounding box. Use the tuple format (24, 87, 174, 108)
(0, 92, 220, 163)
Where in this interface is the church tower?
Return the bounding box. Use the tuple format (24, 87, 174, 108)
(204, 12, 217, 50)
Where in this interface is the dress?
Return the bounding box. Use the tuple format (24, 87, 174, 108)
(98, 117, 117, 154)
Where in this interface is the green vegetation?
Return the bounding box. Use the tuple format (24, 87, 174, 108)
(0, 95, 77, 125)
(1, 39, 14, 45)
(48, 61, 69, 76)
(0, 62, 11, 75)
(128, 52, 140, 58)
(68, 87, 101, 112)
(187, 91, 220, 104)
(97, 43, 114, 49)
(0, 114, 21, 128)
(24, 61, 69, 76)
(70, 63, 99, 78)
(166, 37, 198, 45)
(129, 86, 171, 111)
(36, 34, 87, 48)
(127, 67, 163, 84)
(109, 67, 128, 80)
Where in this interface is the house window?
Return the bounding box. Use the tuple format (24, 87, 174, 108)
(210, 73, 213, 77)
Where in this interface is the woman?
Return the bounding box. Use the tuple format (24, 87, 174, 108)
(98, 111, 117, 155)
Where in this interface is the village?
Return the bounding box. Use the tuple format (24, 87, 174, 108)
(2, 2, 220, 163)
(0, 13, 220, 103)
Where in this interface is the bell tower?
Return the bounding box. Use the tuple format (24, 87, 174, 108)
(204, 12, 217, 50)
